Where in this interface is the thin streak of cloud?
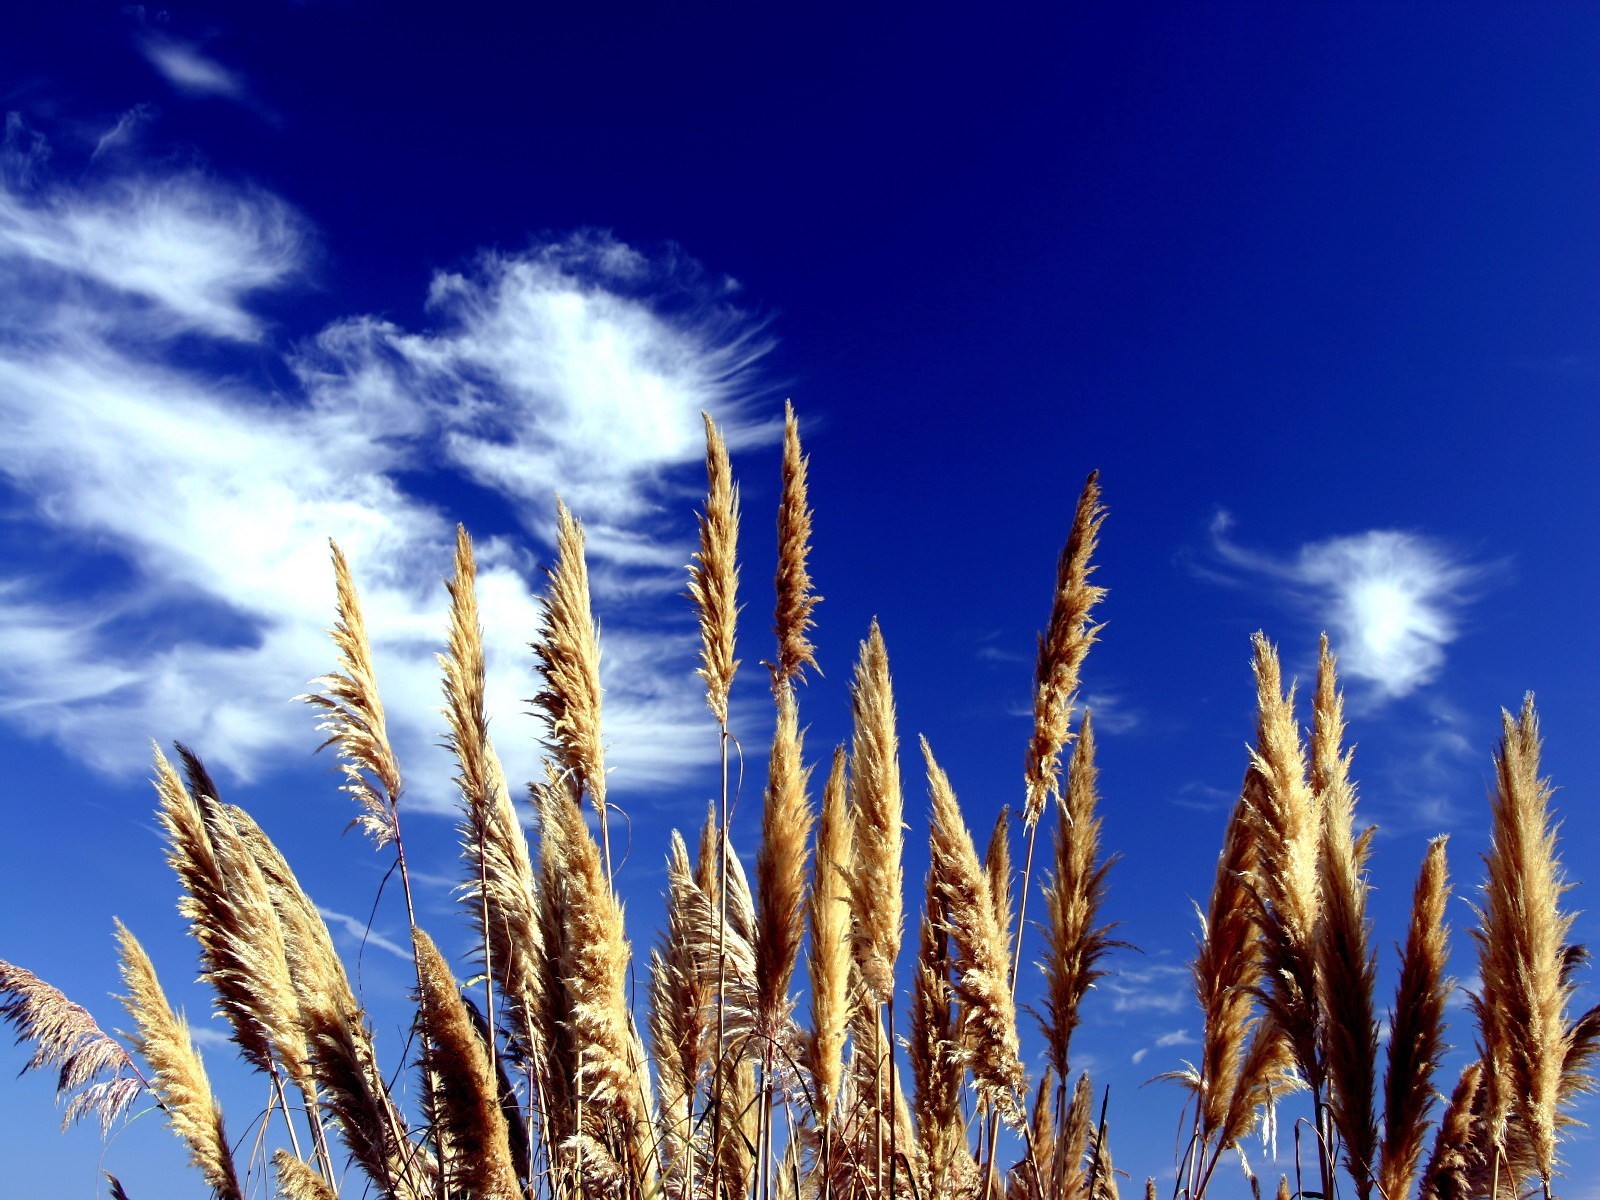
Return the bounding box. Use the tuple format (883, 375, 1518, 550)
(316, 907, 411, 962)
(141, 39, 245, 100)
(1208, 511, 1491, 701)
(92, 105, 158, 160)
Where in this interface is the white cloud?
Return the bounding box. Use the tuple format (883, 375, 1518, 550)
(0, 173, 303, 340)
(141, 39, 245, 101)
(1105, 963, 1190, 1014)
(0, 160, 769, 810)
(317, 908, 411, 962)
(92, 105, 158, 160)
(1209, 513, 1487, 700)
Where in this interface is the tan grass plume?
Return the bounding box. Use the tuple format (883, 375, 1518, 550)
(923, 737, 1025, 1127)
(690, 411, 741, 724)
(532, 500, 611, 872)
(807, 747, 853, 1127)
(1041, 711, 1120, 1084)
(1472, 696, 1572, 1189)
(1379, 835, 1452, 1200)
(848, 620, 903, 1003)
(412, 928, 519, 1200)
(772, 399, 820, 687)
(116, 920, 243, 1200)
(1310, 639, 1379, 1198)
(0, 959, 145, 1132)
(1022, 471, 1107, 829)
(302, 541, 404, 852)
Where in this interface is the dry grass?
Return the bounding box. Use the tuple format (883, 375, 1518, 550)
(5, 403, 1598, 1200)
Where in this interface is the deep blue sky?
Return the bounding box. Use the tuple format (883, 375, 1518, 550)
(2, 3, 1598, 1196)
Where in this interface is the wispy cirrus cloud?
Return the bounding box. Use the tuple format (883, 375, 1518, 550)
(140, 38, 246, 101)
(1207, 512, 1491, 701)
(0, 144, 770, 809)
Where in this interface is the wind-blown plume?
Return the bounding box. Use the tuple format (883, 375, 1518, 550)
(1472, 696, 1573, 1189)
(532, 501, 611, 869)
(273, 1150, 338, 1200)
(650, 832, 713, 1194)
(985, 807, 1014, 963)
(1379, 836, 1452, 1200)
(116, 921, 243, 1200)
(1022, 472, 1106, 829)
(412, 929, 519, 1200)
(154, 747, 308, 1095)
(1040, 711, 1120, 1084)
(848, 621, 903, 1003)
(302, 541, 404, 852)
(0, 959, 145, 1132)
(1244, 635, 1323, 1096)
(442, 526, 543, 1069)
(808, 748, 853, 1126)
(772, 398, 820, 687)
(755, 685, 814, 1039)
(923, 738, 1025, 1126)
(1310, 640, 1379, 1198)
(910, 865, 969, 1190)
(690, 411, 741, 724)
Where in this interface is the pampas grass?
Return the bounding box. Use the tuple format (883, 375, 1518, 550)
(9, 403, 1600, 1200)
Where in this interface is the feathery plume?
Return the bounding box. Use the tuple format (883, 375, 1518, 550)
(1187, 773, 1265, 1143)
(302, 541, 404, 851)
(413, 929, 519, 1200)
(773, 399, 820, 686)
(755, 684, 814, 1038)
(985, 807, 1014, 963)
(1022, 472, 1106, 829)
(690, 411, 741, 724)
(1418, 1061, 1485, 1200)
(116, 921, 242, 1200)
(808, 748, 853, 1126)
(1472, 696, 1572, 1188)
(532, 501, 611, 868)
(1310, 640, 1379, 1198)
(650, 832, 713, 1194)
(1379, 835, 1452, 1200)
(534, 764, 649, 1143)
(1041, 711, 1120, 1084)
(154, 747, 308, 1094)
(273, 1150, 338, 1200)
(229, 804, 423, 1199)
(442, 526, 544, 1070)
(1245, 635, 1323, 1093)
(0, 959, 145, 1132)
(848, 621, 903, 1003)
(923, 738, 1025, 1126)
(910, 865, 968, 1189)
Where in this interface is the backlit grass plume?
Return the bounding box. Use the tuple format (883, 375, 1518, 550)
(533, 500, 612, 877)
(690, 411, 741, 725)
(1022, 470, 1106, 829)
(303, 541, 405, 855)
(0, 958, 145, 1132)
(116, 920, 243, 1200)
(848, 620, 903, 1004)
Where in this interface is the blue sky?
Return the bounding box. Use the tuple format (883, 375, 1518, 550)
(2, 2, 1598, 1195)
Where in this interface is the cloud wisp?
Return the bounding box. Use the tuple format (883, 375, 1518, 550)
(1208, 512, 1489, 701)
(0, 155, 770, 809)
(140, 38, 246, 101)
